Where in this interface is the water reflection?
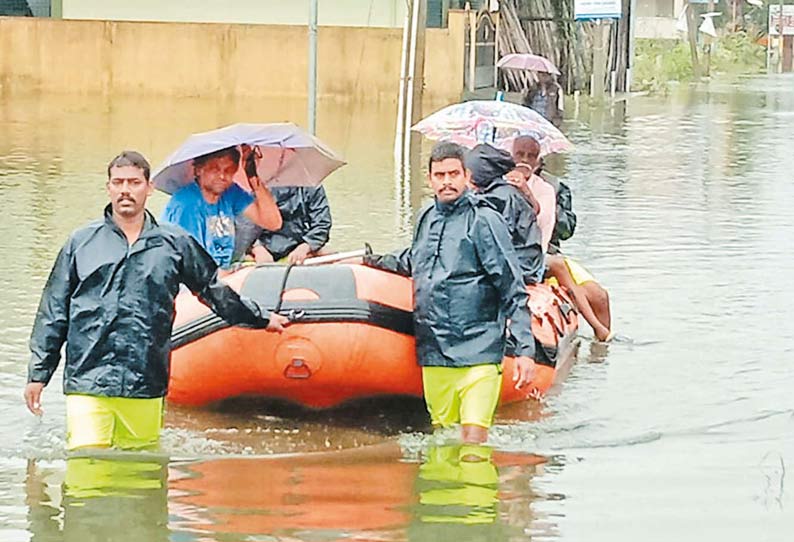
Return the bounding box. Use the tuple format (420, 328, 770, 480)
(410, 445, 549, 542)
(26, 456, 169, 542)
(414, 445, 500, 526)
(171, 444, 414, 539)
(21, 445, 552, 542)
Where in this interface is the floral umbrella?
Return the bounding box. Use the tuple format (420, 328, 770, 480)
(411, 100, 572, 156)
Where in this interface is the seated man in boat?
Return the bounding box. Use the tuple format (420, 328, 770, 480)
(234, 185, 332, 265)
(363, 141, 536, 444)
(505, 136, 557, 252)
(465, 143, 545, 284)
(161, 146, 282, 270)
(24, 150, 288, 451)
(508, 135, 613, 342)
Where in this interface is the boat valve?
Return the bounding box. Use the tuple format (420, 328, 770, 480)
(284, 358, 312, 379)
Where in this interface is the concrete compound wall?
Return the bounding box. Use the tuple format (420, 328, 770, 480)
(0, 13, 466, 103)
(60, 0, 407, 28)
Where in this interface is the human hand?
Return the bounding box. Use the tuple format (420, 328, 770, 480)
(505, 170, 533, 196)
(251, 245, 275, 264)
(506, 170, 539, 213)
(287, 243, 312, 265)
(247, 174, 263, 192)
(512, 356, 536, 389)
(24, 383, 45, 416)
(267, 312, 290, 332)
(241, 144, 266, 191)
(505, 169, 528, 186)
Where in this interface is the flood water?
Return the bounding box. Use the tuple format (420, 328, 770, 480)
(1, 76, 793, 541)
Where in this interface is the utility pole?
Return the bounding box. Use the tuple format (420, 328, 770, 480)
(779, 0, 785, 73)
(591, 20, 610, 97)
(308, 0, 319, 134)
(703, 0, 715, 77)
(685, 1, 701, 78)
(627, 0, 637, 91)
(394, 0, 426, 177)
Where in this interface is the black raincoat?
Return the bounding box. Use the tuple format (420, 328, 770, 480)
(364, 190, 535, 367)
(466, 144, 545, 284)
(28, 206, 269, 399)
(234, 186, 332, 261)
(540, 171, 577, 252)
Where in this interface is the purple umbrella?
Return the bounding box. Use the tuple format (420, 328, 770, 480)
(497, 53, 561, 75)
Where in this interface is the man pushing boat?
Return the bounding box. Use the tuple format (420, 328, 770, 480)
(24, 151, 289, 451)
(363, 142, 536, 444)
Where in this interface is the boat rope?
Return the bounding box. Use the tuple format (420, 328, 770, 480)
(274, 263, 296, 314)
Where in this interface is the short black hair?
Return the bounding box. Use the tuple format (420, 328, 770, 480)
(107, 151, 151, 181)
(428, 141, 466, 172)
(193, 146, 241, 169)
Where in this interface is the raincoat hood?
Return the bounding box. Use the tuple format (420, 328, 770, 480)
(465, 144, 515, 189)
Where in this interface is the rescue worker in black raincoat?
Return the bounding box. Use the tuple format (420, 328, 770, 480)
(24, 151, 289, 451)
(465, 143, 545, 284)
(234, 186, 332, 265)
(363, 142, 536, 444)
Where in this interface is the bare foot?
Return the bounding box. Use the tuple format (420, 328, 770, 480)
(595, 328, 614, 342)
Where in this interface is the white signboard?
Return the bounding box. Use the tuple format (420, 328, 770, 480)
(769, 5, 794, 36)
(574, 0, 623, 20)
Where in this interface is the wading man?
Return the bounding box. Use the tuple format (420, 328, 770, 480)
(364, 142, 536, 444)
(24, 151, 288, 450)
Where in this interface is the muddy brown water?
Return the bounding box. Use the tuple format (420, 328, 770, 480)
(1, 77, 792, 541)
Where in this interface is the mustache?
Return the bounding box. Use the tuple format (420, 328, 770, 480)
(117, 196, 136, 203)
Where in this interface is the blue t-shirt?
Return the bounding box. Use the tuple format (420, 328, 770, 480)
(161, 182, 254, 268)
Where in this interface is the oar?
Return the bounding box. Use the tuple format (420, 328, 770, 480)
(302, 248, 368, 266)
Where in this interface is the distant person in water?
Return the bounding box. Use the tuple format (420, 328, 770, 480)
(25, 151, 288, 451)
(234, 185, 332, 265)
(161, 146, 282, 270)
(523, 72, 564, 127)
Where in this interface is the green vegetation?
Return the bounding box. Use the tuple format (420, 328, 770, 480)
(632, 32, 767, 93)
(632, 39, 693, 92)
(711, 32, 767, 74)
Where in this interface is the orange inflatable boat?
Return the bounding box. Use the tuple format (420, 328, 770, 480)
(168, 264, 578, 408)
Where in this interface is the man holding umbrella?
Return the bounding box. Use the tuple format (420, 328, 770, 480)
(154, 123, 345, 271)
(162, 145, 282, 270)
